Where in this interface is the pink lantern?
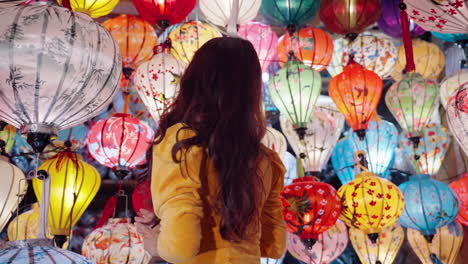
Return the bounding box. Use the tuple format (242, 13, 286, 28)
(238, 22, 278, 72)
(87, 113, 155, 177)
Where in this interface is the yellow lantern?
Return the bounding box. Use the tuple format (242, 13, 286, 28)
(349, 223, 404, 264)
(407, 222, 464, 264)
(32, 151, 101, 247)
(57, 0, 119, 18)
(0, 160, 27, 233)
(0, 123, 15, 154)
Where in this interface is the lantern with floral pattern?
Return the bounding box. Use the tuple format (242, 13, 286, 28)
(445, 83, 468, 156)
(199, 0, 261, 27)
(0, 160, 27, 234)
(449, 174, 468, 226)
(440, 70, 468, 109)
(238, 22, 278, 72)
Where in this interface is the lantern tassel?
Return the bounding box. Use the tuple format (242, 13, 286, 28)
(226, 0, 239, 37)
(399, 1, 416, 73)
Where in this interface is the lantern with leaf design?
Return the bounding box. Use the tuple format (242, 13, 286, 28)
(261, 127, 287, 158)
(260, 0, 320, 28)
(377, 0, 425, 38)
(445, 83, 468, 157)
(449, 174, 468, 226)
(57, 0, 119, 18)
(441, 70, 468, 109)
(0, 123, 15, 154)
(200, 0, 261, 28)
(132, 0, 196, 29)
(0, 160, 27, 233)
(238, 22, 278, 72)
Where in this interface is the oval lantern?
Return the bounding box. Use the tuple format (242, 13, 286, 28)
(287, 220, 348, 264)
(200, 0, 261, 27)
(168, 21, 222, 64)
(449, 175, 468, 226)
(277, 26, 333, 72)
(331, 137, 359, 185)
(87, 113, 155, 177)
(407, 221, 464, 264)
(261, 127, 288, 158)
(56, 0, 119, 18)
(132, 0, 196, 28)
(328, 61, 383, 139)
(132, 181, 153, 215)
(281, 177, 342, 248)
(377, 0, 425, 38)
(338, 172, 405, 243)
(445, 44, 468, 77)
(391, 40, 445, 81)
(398, 174, 459, 242)
(447, 83, 468, 157)
(0, 3, 121, 153)
(82, 218, 151, 264)
(135, 52, 186, 123)
(260, 0, 320, 28)
(327, 37, 348, 77)
(441, 70, 468, 109)
(349, 223, 405, 264)
(0, 160, 27, 233)
(0, 123, 16, 154)
(238, 22, 279, 72)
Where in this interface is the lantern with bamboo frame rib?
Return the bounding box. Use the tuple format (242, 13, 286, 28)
(261, 127, 288, 158)
(57, 0, 119, 18)
(0, 160, 27, 234)
(199, 0, 261, 28)
(132, 0, 196, 30)
(447, 83, 468, 159)
(449, 174, 468, 226)
(440, 70, 468, 110)
(260, 0, 320, 28)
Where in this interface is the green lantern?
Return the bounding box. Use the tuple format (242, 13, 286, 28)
(260, 0, 320, 30)
(269, 60, 321, 139)
(0, 123, 15, 154)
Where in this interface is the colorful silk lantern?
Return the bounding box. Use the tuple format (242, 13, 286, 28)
(331, 137, 358, 185)
(328, 61, 383, 139)
(132, 0, 196, 28)
(168, 21, 222, 64)
(281, 177, 342, 248)
(319, 0, 381, 37)
(400, 123, 451, 175)
(449, 175, 468, 226)
(260, 0, 320, 28)
(238, 22, 278, 72)
(56, 0, 119, 18)
(0, 160, 27, 233)
(269, 60, 322, 136)
(440, 70, 468, 109)
(261, 127, 288, 158)
(277, 26, 333, 72)
(326, 37, 348, 77)
(377, 0, 425, 38)
(199, 0, 261, 27)
(408, 222, 464, 264)
(132, 181, 153, 214)
(398, 174, 459, 242)
(338, 172, 405, 243)
(82, 218, 151, 264)
(445, 44, 468, 77)
(432, 32, 468, 42)
(287, 220, 348, 264)
(447, 83, 468, 157)
(405, 0, 468, 34)
(349, 223, 405, 264)
(0, 3, 121, 153)
(391, 39, 445, 81)
(135, 52, 186, 122)
(0, 123, 15, 154)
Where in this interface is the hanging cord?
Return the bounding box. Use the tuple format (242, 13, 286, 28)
(36, 152, 51, 239)
(399, 1, 416, 73)
(226, 0, 239, 37)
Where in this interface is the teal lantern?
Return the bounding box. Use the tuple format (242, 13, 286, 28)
(431, 32, 468, 43)
(260, 0, 320, 31)
(331, 137, 357, 185)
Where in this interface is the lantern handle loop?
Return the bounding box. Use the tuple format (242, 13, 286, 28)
(226, 0, 239, 37)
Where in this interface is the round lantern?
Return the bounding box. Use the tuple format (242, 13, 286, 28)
(168, 21, 222, 64)
(269, 60, 322, 137)
(407, 221, 464, 264)
(135, 52, 186, 123)
(281, 177, 342, 248)
(277, 26, 333, 72)
(377, 0, 425, 38)
(400, 123, 451, 175)
(287, 220, 348, 264)
(449, 175, 468, 226)
(398, 174, 459, 242)
(32, 151, 101, 242)
(447, 83, 468, 157)
(319, 0, 381, 37)
(328, 61, 383, 139)
(338, 172, 405, 243)
(349, 223, 405, 264)
(327, 37, 348, 77)
(385, 72, 440, 136)
(405, 0, 468, 34)
(440, 70, 468, 109)
(238, 22, 278, 72)
(261, 127, 288, 158)
(56, 0, 119, 18)
(132, 0, 196, 28)
(199, 0, 261, 27)
(331, 137, 359, 185)
(132, 181, 153, 214)
(0, 3, 121, 153)
(391, 40, 445, 81)
(0, 123, 15, 154)
(260, 0, 320, 28)
(445, 44, 468, 77)
(0, 160, 27, 233)
(82, 218, 151, 264)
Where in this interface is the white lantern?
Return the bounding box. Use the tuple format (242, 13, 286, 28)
(199, 0, 261, 27)
(261, 127, 287, 158)
(440, 70, 468, 109)
(0, 160, 27, 233)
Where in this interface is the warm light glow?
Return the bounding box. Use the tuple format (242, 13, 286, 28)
(0, 160, 27, 233)
(57, 0, 120, 18)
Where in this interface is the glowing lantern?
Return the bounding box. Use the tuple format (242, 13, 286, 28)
(0, 160, 27, 233)
(269, 60, 322, 137)
(281, 177, 342, 248)
(391, 40, 445, 81)
(328, 61, 383, 139)
(331, 137, 358, 185)
(56, 0, 119, 18)
(445, 84, 468, 158)
(32, 151, 101, 244)
(337, 172, 405, 243)
(0, 123, 15, 154)
(349, 224, 405, 264)
(319, 0, 381, 37)
(445, 44, 468, 77)
(277, 27, 333, 72)
(449, 175, 468, 226)
(135, 52, 186, 123)
(408, 222, 464, 264)
(260, 0, 320, 28)
(238, 22, 278, 72)
(200, 0, 261, 27)
(82, 218, 151, 264)
(0, 3, 121, 153)
(132, 181, 153, 214)
(286, 220, 348, 264)
(132, 0, 196, 28)
(441, 70, 468, 109)
(398, 174, 459, 242)
(326, 38, 348, 77)
(261, 127, 287, 158)
(168, 21, 222, 64)
(377, 0, 425, 38)
(404, 0, 468, 34)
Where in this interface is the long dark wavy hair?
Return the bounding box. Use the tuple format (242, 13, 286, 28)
(154, 37, 266, 241)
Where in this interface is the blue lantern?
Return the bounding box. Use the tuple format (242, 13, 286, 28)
(331, 137, 357, 185)
(431, 32, 468, 42)
(398, 174, 459, 242)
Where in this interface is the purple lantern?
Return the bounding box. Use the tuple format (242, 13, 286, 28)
(377, 0, 425, 38)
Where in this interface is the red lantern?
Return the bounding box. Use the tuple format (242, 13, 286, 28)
(132, 0, 196, 29)
(281, 176, 342, 249)
(132, 180, 153, 214)
(449, 174, 468, 226)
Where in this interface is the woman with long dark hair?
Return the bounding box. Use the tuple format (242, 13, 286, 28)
(136, 37, 286, 264)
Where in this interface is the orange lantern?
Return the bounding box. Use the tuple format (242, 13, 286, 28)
(277, 26, 334, 72)
(449, 174, 468, 226)
(328, 60, 383, 140)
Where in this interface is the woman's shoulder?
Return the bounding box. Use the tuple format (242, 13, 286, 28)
(259, 144, 286, 174)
